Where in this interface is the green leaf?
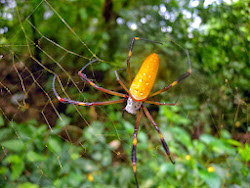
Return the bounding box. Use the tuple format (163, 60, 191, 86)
(26, 119, 38, 126)
(0, 114, 4, 126)
(26, 151, 47, 162)
(102, 150, 112, 166)
(220, 129, 231, 139)
(77, 159, 99, 172)
(4, 155, 22, 164)
(0, 128, 13, 142)
(119, 167, 132, 187)
(56, 114, 71, 128)
(83, 121, 105, 144)
(170, 127, 192, 148)
(92, 152, 102, 161)
(4, 155, 25, 180)
(1, 139, 25, 152)
(200, 134, 215, 144)
(47, 138, 62, 154)
(238, 143, 250, 162)
(36, 124, 47, 136)
(123, 121, 134, 134)
(210, 139, 235, 155)
(18, 182, 39, 188)
(138, 132, 148, 145)
(70, 152, 80, 160)
(11, 161, 24, 180)
(226, 139, 241, 147)
(0, 167, 7, 174)
(68, 172, 83, 187)
(161, 106, 190, 125)
(199, 169, 221, 188)
(193, 139, 206, 155)
(79, 8, 88, 22)
(16, 124, 34, 139)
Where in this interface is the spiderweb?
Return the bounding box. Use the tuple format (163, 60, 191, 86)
(0, 0, 128, 186)
(0, 0, 249, 187)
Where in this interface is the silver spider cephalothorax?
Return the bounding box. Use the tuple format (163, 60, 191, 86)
(125, 97, 142, 115)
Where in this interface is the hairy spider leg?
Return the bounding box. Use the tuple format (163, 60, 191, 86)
(131, 109, 142, 188)
(78, 59, 127, 98)
(142, 105, 175, 164)
(126, 37, 163, 84)
(114, 70, 129, 93)
(144, 95, 181, 105)
(149, 49, 191, 98)
(52, 75, 126, 106)
(144, 101, 176, 105)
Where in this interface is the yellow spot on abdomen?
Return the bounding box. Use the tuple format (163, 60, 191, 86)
(129, 53, 159, 102)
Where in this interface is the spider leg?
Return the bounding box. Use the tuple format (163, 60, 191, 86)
(149, 49, 191, 98)
(144, 95, 181, 106)
(131, 109, 142, 188)
(114, 70, 129, 93)
(78, 59, 127, 98)
(127, 37, 163, 84)
(52, 75, 126, 106)
(142, 105, 175, 164)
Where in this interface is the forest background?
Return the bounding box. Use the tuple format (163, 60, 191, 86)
(0, 0, 249, 187)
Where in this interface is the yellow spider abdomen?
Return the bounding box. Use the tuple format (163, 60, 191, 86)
(129, 53, 159, 102)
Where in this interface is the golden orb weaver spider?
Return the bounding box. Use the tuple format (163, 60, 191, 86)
(52, 37, 191, 188)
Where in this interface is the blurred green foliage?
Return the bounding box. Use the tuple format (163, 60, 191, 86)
(0, 0, 249, 188)
(0, 113, 249, 187)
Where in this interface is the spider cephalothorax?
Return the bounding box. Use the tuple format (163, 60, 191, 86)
(53, 37, 191, 188)
(125, 97, 142, 115)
